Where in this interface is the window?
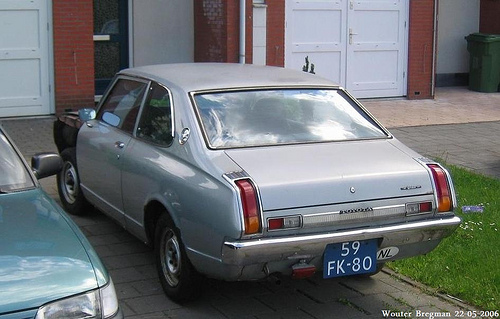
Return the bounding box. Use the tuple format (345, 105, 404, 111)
(136, 82, 173, 146)
(193, 89, 388, 149)
(98, 78, 147, 134)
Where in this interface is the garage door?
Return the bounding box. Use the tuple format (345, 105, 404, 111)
(0, 0, 52, 117)
(285, 0, 408, 98)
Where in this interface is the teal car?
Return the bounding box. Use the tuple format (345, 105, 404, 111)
(0, 127, 122, 319)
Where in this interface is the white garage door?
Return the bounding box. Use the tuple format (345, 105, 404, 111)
(0, 0, 52, 117)
(285, 0, 408, 98)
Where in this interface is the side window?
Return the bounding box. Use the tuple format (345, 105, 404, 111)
(98, 78, 147, 134)
(137, 82, 173, 146)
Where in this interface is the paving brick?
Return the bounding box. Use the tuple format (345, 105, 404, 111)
(210, 296, 275, 318)
(124, 294, 181, 316)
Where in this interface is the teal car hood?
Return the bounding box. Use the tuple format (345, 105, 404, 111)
(0, 189, 102, 314)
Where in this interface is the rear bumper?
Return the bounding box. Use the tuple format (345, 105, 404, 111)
(222, 215, 461, 266)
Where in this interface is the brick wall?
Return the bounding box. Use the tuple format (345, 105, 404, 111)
(226, 0, 240, 62)
(407, 0, 436, 99)
(267, 0, 285, 66)
(480, 0, 500, 34)
(53, 0, 95, 113)
(194, 0, 229, 62)
(194, 0, 250, 63)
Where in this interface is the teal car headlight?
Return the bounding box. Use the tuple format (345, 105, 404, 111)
(35, 279, 119, 319)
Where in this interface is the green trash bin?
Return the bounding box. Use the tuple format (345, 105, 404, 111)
(465, 33, 500, 92)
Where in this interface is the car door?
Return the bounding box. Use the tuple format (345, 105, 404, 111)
(119, 82, 175, 235)
(77, 76, 148, 224)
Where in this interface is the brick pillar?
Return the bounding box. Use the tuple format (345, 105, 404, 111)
(480, 0, 500, 34)
(266, 0, 285, 67)
(53, 0, 95, 113)
(194, 0, 256, 64)
(407, 0, 436, 99)
(194, 0, 225, 62)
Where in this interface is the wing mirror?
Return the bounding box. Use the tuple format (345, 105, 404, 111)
(31, 153, 63, 179)
(78, 108, 96, 122)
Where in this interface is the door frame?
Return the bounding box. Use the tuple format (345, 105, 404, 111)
(93, 0, 129, 96)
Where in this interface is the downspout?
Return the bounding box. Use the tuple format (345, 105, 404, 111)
(240, 0, 246, 64)
(431, 0, 438, 97)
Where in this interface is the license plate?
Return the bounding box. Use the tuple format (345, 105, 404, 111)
(323, 239, 377, 278)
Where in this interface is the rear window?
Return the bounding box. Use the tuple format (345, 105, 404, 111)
(193, 89, 388, 149)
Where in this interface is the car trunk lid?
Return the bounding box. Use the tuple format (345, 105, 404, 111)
(225, 140, 432, 211)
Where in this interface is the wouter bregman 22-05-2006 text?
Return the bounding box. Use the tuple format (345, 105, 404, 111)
(381, 309, 500, 319)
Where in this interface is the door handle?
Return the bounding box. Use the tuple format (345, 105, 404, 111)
(115, 141, 125, 149)
(349, 28, 358, 45)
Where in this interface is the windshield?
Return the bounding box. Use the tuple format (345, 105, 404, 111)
(0, 132, 34, 192)
(193, 89, 388, 149)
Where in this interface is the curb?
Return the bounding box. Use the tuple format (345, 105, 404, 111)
(382, 267, 481, 311)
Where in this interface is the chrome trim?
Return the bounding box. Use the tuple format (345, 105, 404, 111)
(222, 216, 461, 265)
(302, 204, 406, 228)
(223, 171, 265, 239)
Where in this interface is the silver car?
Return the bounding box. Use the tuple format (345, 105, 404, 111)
(54, 63, 461, 302)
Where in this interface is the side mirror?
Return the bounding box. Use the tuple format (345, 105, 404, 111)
(31, 153, 63, 179)
(78, 108, 96, 122)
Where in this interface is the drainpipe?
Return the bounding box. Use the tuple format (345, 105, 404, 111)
(240, 0, 246, 64)
(431, 0, 438, 97)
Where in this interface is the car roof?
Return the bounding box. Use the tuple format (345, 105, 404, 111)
(119, 63, 339, 92)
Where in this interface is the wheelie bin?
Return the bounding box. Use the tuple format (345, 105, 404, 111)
(465, 33, 500, 92)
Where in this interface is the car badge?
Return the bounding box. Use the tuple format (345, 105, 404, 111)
(179, 128, 190, 145)
(350, 187, 356, 194)
(400, 185, 422, 191)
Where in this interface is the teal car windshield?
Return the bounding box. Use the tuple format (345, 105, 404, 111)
(0, 133, 34, 192)
(193, 89, 388, 149)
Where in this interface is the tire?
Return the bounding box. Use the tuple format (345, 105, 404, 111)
(155, 213, 202, 302)
(57, 147, 88, 215)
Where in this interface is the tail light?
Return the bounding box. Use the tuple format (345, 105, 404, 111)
(427, 164, 452, 212)
(235, 179, 261, 235)
(268, 216, 301, 230)
(406, 201, 433, 216)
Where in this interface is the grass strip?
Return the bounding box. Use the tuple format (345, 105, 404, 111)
(389, 164, 500, 310)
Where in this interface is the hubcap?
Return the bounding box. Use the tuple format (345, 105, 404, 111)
(161, 229, 181, 287)
(61, 162, 78, 204)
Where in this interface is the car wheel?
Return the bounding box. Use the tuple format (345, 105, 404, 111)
(155, 213, 202, 302)
(57, 147, 87, 215)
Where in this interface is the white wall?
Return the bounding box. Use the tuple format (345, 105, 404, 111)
(437, 0, 480, 74)
(131, 0, 194, 67)
(253, 4, 267, 66)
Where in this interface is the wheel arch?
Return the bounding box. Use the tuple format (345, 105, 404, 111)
(144, 199, 176, 247)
